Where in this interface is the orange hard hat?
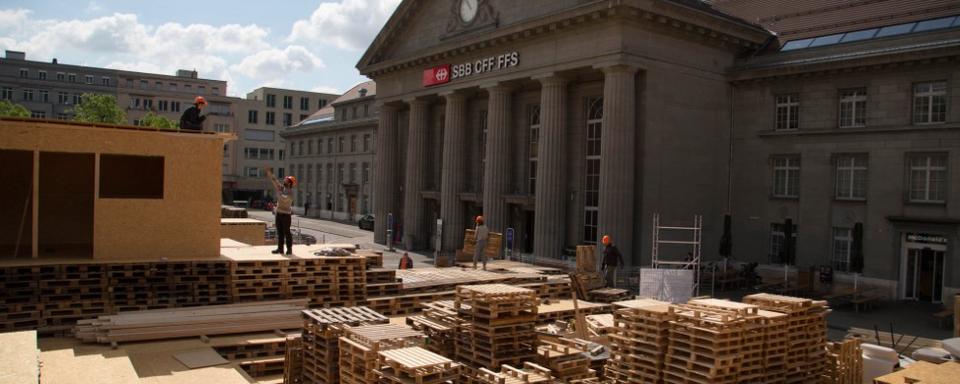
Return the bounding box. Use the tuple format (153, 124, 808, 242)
(601, 235, 611, 245)
(194, 96, 207, 105)
(284, 176, 297, 186)
(475, 215, 484, 223)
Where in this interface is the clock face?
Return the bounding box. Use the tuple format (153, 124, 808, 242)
(460, 0, 478, 23)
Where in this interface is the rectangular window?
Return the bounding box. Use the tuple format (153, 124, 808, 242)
(57, 92, 68, 104)
(245, 167, 262, 178)
(298, 141, 304, 156)
(266, 94, 276, 107)
(0, 87, 11, 100)
(139, 80, 148, 89)
(362, 162, 370, 184)
(913, 81, 947, 124)
(338, 164, 344, 185)
(172, 101, 181, 112)
(57, 113, 68, 120)
(212, 87, 219, 95)
(308, 140, 314, 155)
(326, 164, 333, 185)
(300, 97, 309, 111)
(248, 110, 258, 124)
(144, 99, 153, 110)
(39, 90, 49, 103)
(72, 93, 80, 105)
(349, 163, 357, 184)
(768, 223, 798, 263)
(22, 89, 34, 101)
(831, 227, 853, 272)
(38, 71, 47, 80)
(244, 129, 275, 142)
(19, 68, 28, 78)
(214, 123, 230, 133)
(56, 72, 65, 81)
(364, 103, 369, 117)
(266, 111, 275, 125)
(772, 156, 801, 198)
(319, 99, 327, 109)
(68, 73, 77, 83)
(278, 149, 285, 161)
(283, 95, 293, 109)
(31, 111, 45, 119)
(283, 113, 292, 126)
(158, 100, 168, 111)
(350, 135, 357, 152)
(363, 134, 371, 152)
(99, 154, 164, 199)
(908, 153, 948, 203)
(835, 155, 868, 200)
(839, 88, 867, 128)
(341, 109, 347, 121)
(583, 98, 602, 243)
(84, 75, 93, 84)
(775, 94, 799, 131)
(102, 77, 110, 86)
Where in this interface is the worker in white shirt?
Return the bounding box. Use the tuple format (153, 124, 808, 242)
(473, 216, 489, 270)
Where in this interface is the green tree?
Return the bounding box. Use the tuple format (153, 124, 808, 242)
(71, 93, 126, 125)
(0, 99, 30, 118)
(141, 111, 179, 129)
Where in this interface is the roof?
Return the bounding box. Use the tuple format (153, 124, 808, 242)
(296, 81, 375, 126)
(709, 0, 960, 41)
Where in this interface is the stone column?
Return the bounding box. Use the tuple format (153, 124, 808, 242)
(482, 84, 513, 233)
(534, 75, 568, 260)
(440, 92, 467, 254)
(373, 104, 398, 244)
(403, 99, 430, 250)
(598, 65, 638, 263)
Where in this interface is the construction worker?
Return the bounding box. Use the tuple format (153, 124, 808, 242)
(601, 235, 623, 288)
(473, 216, 489, 270)
(265, 167, 296, 255)
(179, 96, 207, 131)
(398, 252, 413, 269)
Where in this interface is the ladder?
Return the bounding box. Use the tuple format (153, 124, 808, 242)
(651, 213, 703, 296)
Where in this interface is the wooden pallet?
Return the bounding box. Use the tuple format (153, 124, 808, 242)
(477, 362, 553, 384)
(821, 338, 862, 384)
(340, 324, 425, 384)
(378, 346, 461, 384)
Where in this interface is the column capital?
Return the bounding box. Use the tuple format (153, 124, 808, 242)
(532, 73, 570, 87)
(376, 102, 401, 112)
(480, 82, 516, 93)
(439, 90, 467, 102)
(403, 97, 432, 107)
(594, 63, 640, 75)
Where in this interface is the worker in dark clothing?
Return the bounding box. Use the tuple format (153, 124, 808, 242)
(601, 235, 623, 288)
(398, 252, 413, 270)
(179, 96, 207, 131)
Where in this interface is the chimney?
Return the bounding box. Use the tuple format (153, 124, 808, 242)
(5, 50, 25, 60)
(52, 58, 58, 64)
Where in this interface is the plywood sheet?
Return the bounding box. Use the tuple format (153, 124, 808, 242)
(0, 330, 38, 384)
(872, 361, 960, 384)
(38, 338, 140, 384)
(172, 348, 229, 369)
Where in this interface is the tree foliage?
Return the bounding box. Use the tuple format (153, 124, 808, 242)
(0, 99, 30, 118)
(141, 111, 179, 129)
(71, 93, 126, 125)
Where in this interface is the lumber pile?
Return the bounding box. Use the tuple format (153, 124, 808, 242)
(455, 284, 539, 371)
(743, 293, 829, 384)
(477, 362, 554, 383)
(396, 268, 545, 294)
(822, 338, 862, 384)
(300, 306, 389, 384)
(604, 299, 673, 384)
(73, 299, 307, 344)
(283, 335, 304, 384)
(377, 346, 461, 384)
(339, 324, 424, 384)
(536, 338, 599, 383)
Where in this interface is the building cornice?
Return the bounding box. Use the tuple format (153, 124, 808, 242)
(280, 117, 378, 138)
(756, 123, 960, 138)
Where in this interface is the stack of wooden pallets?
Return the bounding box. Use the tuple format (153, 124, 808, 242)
(233, 256, 368, 308)
(454, 284, 539, 376)
(587, 288, 630, 303)
(300, 306, 389, 384)
(662, 303, 750, 384)
(683, 299, 767, 383)
(477, 362, 554, 384)
(283, 335, 304, 384)
(377, 346, 461, 384)
(742, 293, 829, 384)
(339, 324, 424, 384)
(407, 300, 466, 357)
(821, 338, 862, 384)
(536, 339, 598, 383)
(604, 299, 674, 384)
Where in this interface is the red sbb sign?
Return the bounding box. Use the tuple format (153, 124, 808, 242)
(423, 64, 451, 87)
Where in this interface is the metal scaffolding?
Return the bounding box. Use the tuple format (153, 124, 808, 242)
(650, 213, 703, 296)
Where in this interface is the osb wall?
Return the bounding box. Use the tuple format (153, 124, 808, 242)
(0, 119, 226, 260)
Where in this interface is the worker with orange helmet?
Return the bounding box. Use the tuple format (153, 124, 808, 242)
(473, 215, 490, 270)
(179, 96, 207, 131)
(601, 235, 623, 288)
(265, 166, 297, 255)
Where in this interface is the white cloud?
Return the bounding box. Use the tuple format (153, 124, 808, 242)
(310, 85, 340, 94)
(230, 45, 325, 80)
(288, 0, 401, 51)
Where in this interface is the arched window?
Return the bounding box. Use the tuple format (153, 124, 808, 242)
(583, 97, 603, 243)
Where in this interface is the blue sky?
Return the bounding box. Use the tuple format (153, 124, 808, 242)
(0, 0, 401, 97)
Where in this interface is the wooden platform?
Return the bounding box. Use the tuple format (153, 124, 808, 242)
(0, 330, 39, 384)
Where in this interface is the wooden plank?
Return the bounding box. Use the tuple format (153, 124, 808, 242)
(172, 348, 230, 369)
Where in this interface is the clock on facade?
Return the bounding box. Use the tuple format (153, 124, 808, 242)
(459, 0, 478, 23)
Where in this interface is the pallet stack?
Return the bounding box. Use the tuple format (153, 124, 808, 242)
(284, 335, 304, 384)
(407, 300, 466, 357)
(232, 256, 368, 308)
(604, 299, 673, 384)
(536, 339, 598, 383)
(477, 362, 554, 384)
(757, 309, 789, 383)
(454, 284, 539, 375)
(662, 303, 751, 384)
(339, 324, 424, 384)
(742, 293, 829, 384)
(684, 299, 767, 383)
(377, 346, 461, 384)
(300, 306, 388, 384)
(821, 338, 862, 384)
(587, 288, 630, 303)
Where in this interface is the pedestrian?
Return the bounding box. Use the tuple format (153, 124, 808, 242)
(398, 252, 413, 270)
(473, 216, 489, 270)
(179, 96, 207, 131)
(601, 235, 623, 288)
(265, 167, 296, 255)
(304, 201, 311, 217)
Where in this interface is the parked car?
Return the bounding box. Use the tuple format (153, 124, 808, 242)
(358, 214, 375, 231)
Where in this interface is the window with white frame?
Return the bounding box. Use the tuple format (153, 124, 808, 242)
(31, 111, 45, 119)
(835, 154, 868, 200)
(584, 97, 603, 244)
(22, 89, 34, 101)
(529, 104, 540, 194)
(85, 75, 94, 84)
(351, 135, 357, 153)
(245, 167, 262, 178)
(774, 94, 799, 131)
(0, 87, 11, 100)
(38, 90, 48, 102)
(768, 222, 798, 263)
(56, 72, 64, 81)
(839, 88, 867, 128)
(213, 123, 230, 133)
(19, 68, 28, 78)
(265, 111, 275, 125)
(913, 81, 947, 124)
(102, 77, 110, 86)
(282, 95, 293, 109)
(831, 227, 853, 272)
(363, 134, 371, 152)
(307, 140, 314, 155)
(248, 110, 258, 124)
(57, 92, 68, 104)
(38, 71, 47, 80)
(68, 73, 77, 83)
(772, 156, 801, 198)
(362, 162, 370, 184)
(908, 153, 947, 203)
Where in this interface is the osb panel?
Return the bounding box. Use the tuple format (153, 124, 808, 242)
(220, 219, 267, 246)
(0, 119, 226, 260)
(0, 330, 38, 384)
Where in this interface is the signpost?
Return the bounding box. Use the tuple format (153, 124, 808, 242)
(435, 218, 443, 267)
(386, 213, 395, 252)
